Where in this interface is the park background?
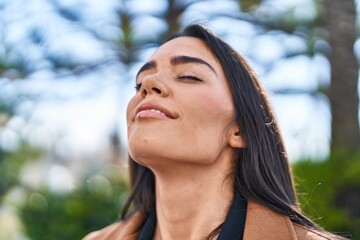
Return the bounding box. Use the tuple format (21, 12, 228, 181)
(0, 0, 359, 239)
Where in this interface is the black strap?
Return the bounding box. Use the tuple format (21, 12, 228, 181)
(138, 198, 247, 240)
(217, 197, 247, 240)
(138, 210, 156, 240)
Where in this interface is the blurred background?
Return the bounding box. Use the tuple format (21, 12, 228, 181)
(0, 0, 359, 239)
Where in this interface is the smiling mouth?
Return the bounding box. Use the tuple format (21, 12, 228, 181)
(136, 109, 173, 120)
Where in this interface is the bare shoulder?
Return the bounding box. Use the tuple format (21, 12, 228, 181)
(82, 212, 145, 240)
(294, 224, 343, 240)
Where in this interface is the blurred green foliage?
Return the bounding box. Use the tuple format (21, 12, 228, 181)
(0, 0, 358, 239)
(0, 142, 42, 200)
(19, 172, 129, 240)
(293, 150, 360, 239)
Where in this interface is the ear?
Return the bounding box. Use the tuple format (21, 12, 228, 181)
(228, 124, 246, 148)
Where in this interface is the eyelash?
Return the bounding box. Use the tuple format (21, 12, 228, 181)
(135, 83, 142, 91)
(176, 75, 202, 82)
(134, 75, 202, 91)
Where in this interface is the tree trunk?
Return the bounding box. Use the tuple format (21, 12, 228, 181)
(323, 0, 360, 153)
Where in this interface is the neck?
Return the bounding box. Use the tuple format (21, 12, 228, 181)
(151, 156, 234, 240)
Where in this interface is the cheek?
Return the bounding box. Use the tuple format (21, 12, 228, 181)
(192, 88, 234, 120)
(182, 88, 234, 153)
(126, 95, 140, 124)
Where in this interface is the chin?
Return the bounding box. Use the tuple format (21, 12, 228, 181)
(128, 136, 163, 165)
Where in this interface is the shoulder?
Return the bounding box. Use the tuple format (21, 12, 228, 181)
(246, 200, 338, 240)
(82, 212, 145, 240)
(82, 223, 121, 240)
(294, 224, 341, 240)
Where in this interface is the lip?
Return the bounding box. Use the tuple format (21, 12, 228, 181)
(135, 102, 177, 120)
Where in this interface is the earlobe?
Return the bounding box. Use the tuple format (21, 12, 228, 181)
(228, 129, 246, 148)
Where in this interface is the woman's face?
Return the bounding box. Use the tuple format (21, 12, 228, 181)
(127, 36, 241, 168)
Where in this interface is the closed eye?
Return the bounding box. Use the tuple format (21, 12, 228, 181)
(176, 75, 202, 82)
(135, 83, 142, 91)
(135, 74, 202, 91)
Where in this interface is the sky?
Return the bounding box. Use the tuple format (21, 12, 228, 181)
(1, 0, 358, 163)
(1, 1, 359, 237)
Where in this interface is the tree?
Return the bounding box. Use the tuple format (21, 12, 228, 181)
(323, 0, 360, 153)
(1, 0, 359, 238)
(225, 0, 359, 156)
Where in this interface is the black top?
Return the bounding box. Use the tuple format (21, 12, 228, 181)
(138, 197, 247, 240)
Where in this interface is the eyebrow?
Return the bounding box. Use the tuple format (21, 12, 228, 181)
(136, 61, 156, 79)
(170, 55, 216, 73)
(136, 55, 216, 79)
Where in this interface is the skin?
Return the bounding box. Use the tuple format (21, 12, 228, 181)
(126, 37, 245, 240)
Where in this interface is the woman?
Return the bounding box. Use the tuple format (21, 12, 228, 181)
(84, 24, 344, 240)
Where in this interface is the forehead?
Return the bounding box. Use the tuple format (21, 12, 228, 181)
(150, 37, 218, 66)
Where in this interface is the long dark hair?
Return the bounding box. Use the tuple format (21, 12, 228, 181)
(121, 24, 338, 238)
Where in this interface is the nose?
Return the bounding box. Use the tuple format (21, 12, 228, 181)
(140, 76, 169, 98)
